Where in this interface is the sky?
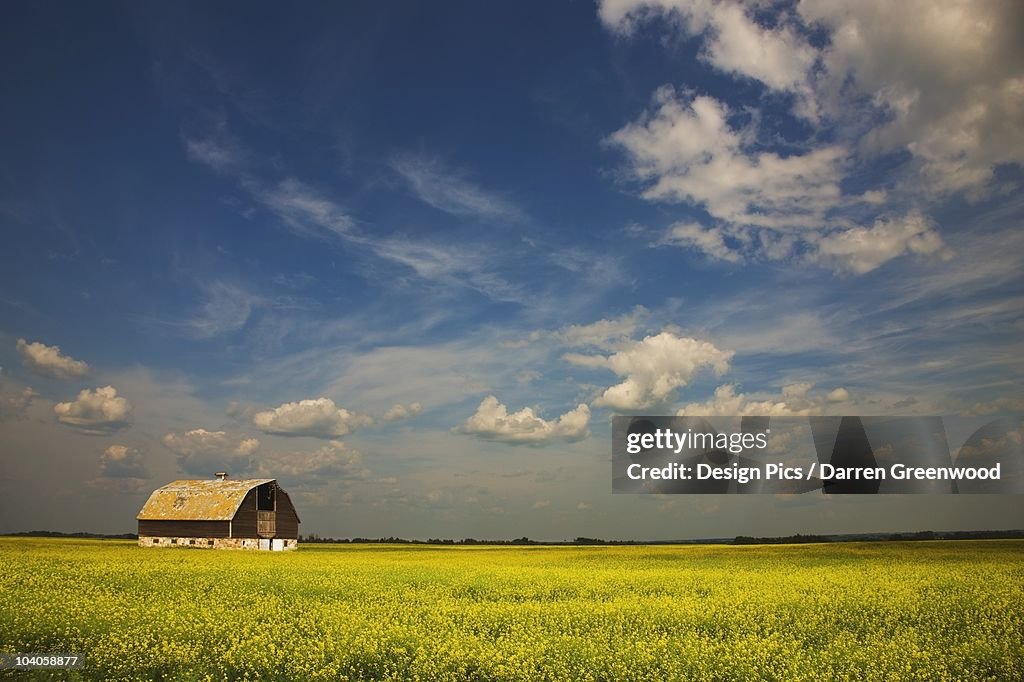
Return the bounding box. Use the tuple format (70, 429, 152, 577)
(1, 0, 1022, 540)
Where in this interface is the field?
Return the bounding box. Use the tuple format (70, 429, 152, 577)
(1, 539, 1022, 681)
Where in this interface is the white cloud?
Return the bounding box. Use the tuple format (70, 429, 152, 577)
(600, 0, 1024, 280)
(677, 383, 851, 416)
(601, 0, 1024, 197)
(608, 89, 844, 230)
(810, 213, 952, 275)
(162, 428, 260, 475)
(262, 177, 356, 241)
(99, 445, 146, 479)
(382, 402, 423, 422)
(366, 237, 522, 302)
(826, 387, 850, 403)
(183, 133, 523, 301)
(456, 396, 590, 444)
(800, 0, 1024, 196)
(184, 281, 263, 338)
(565, 331, 732, 410)
(16, 338, 89, 379)
(252, 397, 372, 438)
(54, 386, 132, 434)
(391, 152, 524, 221)
(253, 440, 370, 487)
(162, 428, 259, 456)
(662, 222, 742, 263)
(183, 133, 245, 174)
(557, 306, 647, 350)
(598, 0, 819, 117)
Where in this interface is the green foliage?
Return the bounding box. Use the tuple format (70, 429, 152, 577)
(1, 539, 1022, 680)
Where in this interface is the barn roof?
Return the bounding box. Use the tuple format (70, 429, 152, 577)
(137, 479, 275, 521)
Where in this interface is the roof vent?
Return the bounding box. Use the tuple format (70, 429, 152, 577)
(215, 472, 228, 481)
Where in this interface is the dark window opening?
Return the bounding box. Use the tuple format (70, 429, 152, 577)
(207, 539, 214, 546)
(257, 483, 275, 511)
(171, 539, 177, 544)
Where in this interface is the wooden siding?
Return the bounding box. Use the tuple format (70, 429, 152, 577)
(257, 511, 276, 538)
(275, 488, 300, 539)
(231, 488, 258, 538)
(138, 519, 230, 538)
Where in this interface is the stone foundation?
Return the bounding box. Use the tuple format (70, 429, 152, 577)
(138, 536, 298, 551)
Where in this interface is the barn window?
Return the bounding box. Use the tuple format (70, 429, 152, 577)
(257, 483, 275, 511)
(207, 540, 214, 546)
(189, 539, 194, 545)
(171, 539, 177, 544)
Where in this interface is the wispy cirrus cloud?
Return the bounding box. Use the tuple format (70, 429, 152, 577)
(183, 132, 524, 301)
(391, 152, 526, 222)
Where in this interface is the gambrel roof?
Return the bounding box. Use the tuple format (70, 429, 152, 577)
(137, 479, 275, 521)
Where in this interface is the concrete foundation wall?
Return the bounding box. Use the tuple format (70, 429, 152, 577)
(138, 536, 298, 551)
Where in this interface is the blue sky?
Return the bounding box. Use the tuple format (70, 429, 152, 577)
(1, 0, 1022, 539)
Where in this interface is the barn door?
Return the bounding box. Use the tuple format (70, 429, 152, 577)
(256, 482, 276, 538)
(257, 511, 276, 538)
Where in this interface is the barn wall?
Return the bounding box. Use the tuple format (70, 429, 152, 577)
(138, 519, 230, 538)
(231, 488, 259, 538)
(275, 488, 300, 539)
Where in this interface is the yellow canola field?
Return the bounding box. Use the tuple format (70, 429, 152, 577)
(1, 538, 1022, 681)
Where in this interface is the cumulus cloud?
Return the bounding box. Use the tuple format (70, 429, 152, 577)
(810, 213, 952, 275)
(252, 397, 372, 438)
(608, 88, 844, 232)
(253, 440, 370, 487)
(600, 0, 1024, 195)
(677, 383, 851, 416)
(599, 0, 818, 117)
(799, 0, 1024, 196)
(16, 339, 89, 379)
(826, 388, 850, 403)
(599, 0, 1024, 273)
(0, 386, 35, 420)
(99, 445, 146, 479)
(54, 386, 132, 434)
(162, 428, 260, 475)
(565, 331, 732, 410)
(382, 402, 423, 422)
(456, 396, 590, 444)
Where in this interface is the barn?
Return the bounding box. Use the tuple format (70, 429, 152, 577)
(137, 473, 300, 550)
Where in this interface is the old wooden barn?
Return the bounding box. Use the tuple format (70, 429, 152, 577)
(137, 473, 300, 550)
